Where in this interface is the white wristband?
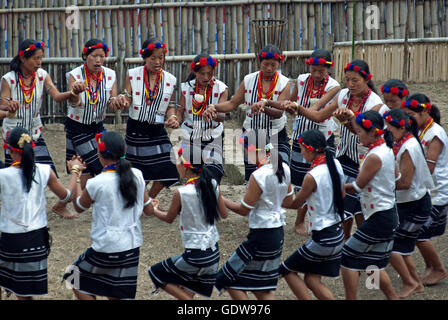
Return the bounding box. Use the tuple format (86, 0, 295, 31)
(286, 189, 294, 197)
(76, 196, 89, 211)
(352, 181, 362, 193)
(241, 199, 255, 210)
(59, 189, 71, 203)
(144, 197, 152, 207)
(395, 172, 402, 182)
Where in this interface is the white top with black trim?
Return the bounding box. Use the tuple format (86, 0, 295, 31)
(249, 162, 291, 229)
(0, 164, 51, 233)
(180, 78, 227, 140)
(242, 71, 289, 132)
(306, 160, 345, 231)
(335, 88, 383, 164)
(86, 168, 146, 253)
(67, 65, 116, 124)
(292, 73, 340, 140)
(178, 180, 220, 250)
(128, 67, 176, 124)
(359, 143, 396, 220)
(420, 122, 448, 206)
(1, 69, 47, 141)
(396, 136, 434, 203)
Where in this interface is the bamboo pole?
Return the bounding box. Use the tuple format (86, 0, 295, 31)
(399, 0, 406, 39)
(201, 6, 207, 52)
(21, 0, 27, 41)
(148, 8, 155, 39)
(104, 1, 112, 50)
(424, 0, 431, 37)
(249, 4, 255, 53)
(208, 5, 216, 54)
(124, 8, 132, 57)
(237, 4, 243, 53)
(30, 0, 37, 41)
(393, 0, 400, 38)
(154, 7, 161, 40)
(11, 1, 19, 54)
(347, 1, 353, 42)
(132, 2, 139, 56)
(54, 0, 62, 57)
(363, 1, 371, 41)
(293, 3, 300, 49)
(0, 0, 5, 57)
(231, 4, 237, 52)
(430, 0, 439, 37)
(181, 7, 187, 55)
(315, 2, 322, 49)
(308, 3, 315, 49)
(416, 0, 424, 38)
(164, 6, 172, 55)
(58, 0, 67, 57)
(140, 4, 148, 42)
(187, 6, 193, 54)
(338, 2, 345, 41)
(371, 1, 379, 40)
(194, 7, 202, 53)
(242, 5, 248, 54)
(403, 0, 410, 82)
(111, 0, 118, 56)
(117, 0, 125, 57)
(386, 0, 394, 39)
(379, 1, 386, 39)
(355, 0, 363, 41)
(287, 4, 294, 51)
(445, 0, 448, 37)
(301, 3, 308, 49)
(409, 0, 416, 38)
(70, 0, 79, 57)
(323, 3, 331, 49)
(6, 1, 12, 56)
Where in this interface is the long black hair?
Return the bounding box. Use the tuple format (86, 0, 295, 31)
(180, 144, 220, 226)
(299, 129, 344, 221)
(403, 93, 441, 124)
(356, 110, 394, 148)
(383, 108, 424, 154)
(242, 129, 285, 183)
(6, 127, 36, 193)
(345, 59, 377, 94)
(10, 39, 44, 73)
(98, 131, 137, 209)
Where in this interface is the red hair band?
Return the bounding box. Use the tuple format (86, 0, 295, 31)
(95, 132, 108, 153)
(402, 99, 431, 111)
(139, 42, 168, 56)
(344, 63, 373, 81)
(355, 112, 384, 136)
(383, 113, 411, 127)
(305, 57, 334, 67)
(19, 41, 45, 57)
(177, 145, 202, 172)
(83, 42, 110, 57)
(190, 56, 218, 71)
(258, 51, 285, 62)
(380, 85, 409, 97)
(297, 136, 325, 153)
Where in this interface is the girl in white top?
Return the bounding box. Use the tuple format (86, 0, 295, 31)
(203, 45, 291, 182)
(332, 60, 384, 241)
(383, 108, 434, 298)
(280, 129, 345, 300)
(176, 54, 229, 183)
(215, 130, 293, 300)
(403, 93, 448, 286)
(148, 144, 227, 300)
(341, 110, 399, 300)
(63, 131, 155, 300)
(120, 38, 179, 199)
(0, 39, 83, 173)
(0, 127, 77, 300)
(281, 49, 341, 236)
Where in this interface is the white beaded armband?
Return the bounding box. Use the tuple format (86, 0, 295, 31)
(241, 199, 255, 210)
(144, 197, 153, 207)
(352, 181, 363, 193)
(59, 189, 71, 203)
(76, 196, 89, 211)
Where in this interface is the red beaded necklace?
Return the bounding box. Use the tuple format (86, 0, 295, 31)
(309, 74, 329, 99)
(18, 72, 37, 108)
(192, 80, 214, 116)
(308, 154, 326, 172)
(143, 67, 162, 106)
(84, 64, 104, 107)
(256, 71, 278, 101)
(347, 88, 372, 113)
(393, 132, 413, 156)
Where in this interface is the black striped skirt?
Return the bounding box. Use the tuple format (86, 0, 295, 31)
(243, 128, 291, 181)
(341, 208, 398, 271)
(215, 227, 284, 293)
(417, 203, 448, 241)
(337, 155, 362, 219)
(290, 135, 334, 188)
(393, 193, 432, 255)
(4, 135, 57, 175)
(148, 246, 220, 298)
(183, 134, 224, 184)
(125, 119, 179, 186)
(279, 223, 344, 278)
(64, 118, 104, 176)
(62, 247, 140, 299)
(0, 227, 50, 297)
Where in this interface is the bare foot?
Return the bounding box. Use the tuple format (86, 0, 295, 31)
(421, 269, 447, 286)
(52, 202, 78, 219)
(398, 282, 418, 298)
(413, 283, 425, 294)
(294, 222, 308, 236)
(419, 267, 432, 280)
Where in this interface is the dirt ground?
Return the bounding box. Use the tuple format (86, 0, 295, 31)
(2, 82, 448, 300)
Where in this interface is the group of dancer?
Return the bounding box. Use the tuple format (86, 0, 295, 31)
(0, 37, 446, 301)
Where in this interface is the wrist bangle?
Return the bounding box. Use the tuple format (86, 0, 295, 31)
(144, 197, 152, 207)
(352, 181, 362, 193)
(395, 172, 402, 182)
(70, 90, 79, 97)
(241, 198, 255, 210)
(59, 189, 71, 203)
(168, 114, 178, 120)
